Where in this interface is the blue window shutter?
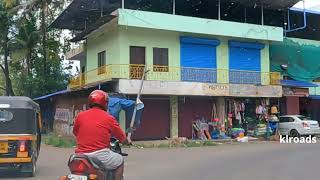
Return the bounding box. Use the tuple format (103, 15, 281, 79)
(228, 40, 264, 84)
(180, 37, 219, 83)
(229, 47, 261, 71)
(181, 43, 217, 68)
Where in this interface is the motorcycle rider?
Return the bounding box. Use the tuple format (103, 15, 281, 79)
(73, 90, 128, 180)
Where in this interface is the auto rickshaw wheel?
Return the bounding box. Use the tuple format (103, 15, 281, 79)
(23, 157, 37, 177)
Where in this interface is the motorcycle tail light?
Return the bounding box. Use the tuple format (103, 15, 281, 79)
(69, 159, 94, 174)
(19, 141, 26, 152)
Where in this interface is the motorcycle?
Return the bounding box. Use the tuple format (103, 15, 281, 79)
(60, 138, 128, 180)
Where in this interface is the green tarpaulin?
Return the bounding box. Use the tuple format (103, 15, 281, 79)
(270, 37, 320, 82)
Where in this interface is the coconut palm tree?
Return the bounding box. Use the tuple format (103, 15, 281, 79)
(11, 15, 39, 75)
(4, 0, 66, 75)
(0, 0, 15, 96)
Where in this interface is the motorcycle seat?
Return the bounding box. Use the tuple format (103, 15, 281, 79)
(89, 156, 106, 171)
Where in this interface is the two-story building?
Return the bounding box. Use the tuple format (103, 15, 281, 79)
(42, 0, 305, 140)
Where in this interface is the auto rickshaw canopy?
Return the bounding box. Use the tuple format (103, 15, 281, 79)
(0, 96, 40, 111)
(0, 96, 40, 134)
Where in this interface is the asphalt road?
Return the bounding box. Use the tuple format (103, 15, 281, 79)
(1, 142, 319, 180)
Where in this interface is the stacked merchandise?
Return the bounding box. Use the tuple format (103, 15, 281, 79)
(225, 99, 246, 138)
(192, 117, 211, 140)
(225, 98, 272, 139)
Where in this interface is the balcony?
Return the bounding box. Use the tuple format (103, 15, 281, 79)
(68, 64, 281, 89)
(65, 43, 85, 61)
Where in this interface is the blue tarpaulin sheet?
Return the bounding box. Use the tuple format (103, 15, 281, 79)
(108, 97, 143, 127)
(309, 95, 320, 100)
(280, 80, 318, 87)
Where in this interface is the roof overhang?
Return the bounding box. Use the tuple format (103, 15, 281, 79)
(50, 0, 120, 31)
(50, 0, 300, 31)
(71, 15, 116, 42)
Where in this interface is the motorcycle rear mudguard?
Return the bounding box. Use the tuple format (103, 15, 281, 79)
(106, 171, 123, 180)
(106, 171, 114, 180)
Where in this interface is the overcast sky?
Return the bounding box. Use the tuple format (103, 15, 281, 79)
(293, 0, 320, 12)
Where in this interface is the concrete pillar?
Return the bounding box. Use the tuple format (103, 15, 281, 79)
(216, 97, 225, 131)
(119, 110, 126, 131)
(216, 40, 229, 84)
(170, 96, 179, 138)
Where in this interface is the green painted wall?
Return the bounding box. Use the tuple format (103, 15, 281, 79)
(86, 21, 120, 70)
(118, 9, 283, 42)
(117, 27, 270, 83)
(119, 26, 181, 80)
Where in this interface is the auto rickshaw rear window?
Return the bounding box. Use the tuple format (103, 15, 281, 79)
(0, 109, 36, 134)
(0, 110, 13, 122)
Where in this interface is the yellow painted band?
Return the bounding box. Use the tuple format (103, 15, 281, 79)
(0, 135, 37, 141)
(0, 158, 32, 163)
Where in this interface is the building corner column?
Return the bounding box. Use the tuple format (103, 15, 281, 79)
(216, 97, 225, 130)
(170, 96, 179, 138)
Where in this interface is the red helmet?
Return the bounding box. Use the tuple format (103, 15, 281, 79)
(88, 90, 109, 109)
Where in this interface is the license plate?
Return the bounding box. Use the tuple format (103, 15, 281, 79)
(0, 142, 8, 153)
(67, 174, 87, 180)
(17, 151, 28, 158)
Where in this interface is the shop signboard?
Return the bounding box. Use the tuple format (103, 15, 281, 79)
(283, 87, 309, 97)
(118, 80, 282, 97)
(229, 84, 282, 97)
(202, 84, 229, 96)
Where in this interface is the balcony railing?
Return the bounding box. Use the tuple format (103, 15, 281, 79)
(229, 70, 261, 84)
(68, 64, 281, 89)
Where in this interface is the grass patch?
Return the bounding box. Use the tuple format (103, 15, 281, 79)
(202, 140, 218, 146)
(158, 143, 170, 148)
(43, 133, 76, 148)
(133, 140, 218, 149)
(185, 141, 202, 147)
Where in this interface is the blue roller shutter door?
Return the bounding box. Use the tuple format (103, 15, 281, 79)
(180, 37, 220, 83)
(229, 41, 265, 84)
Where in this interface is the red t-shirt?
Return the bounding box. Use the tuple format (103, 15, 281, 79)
(73, 107, 126, 154)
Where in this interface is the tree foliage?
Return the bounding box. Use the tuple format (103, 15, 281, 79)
(0, 0, 72, 98)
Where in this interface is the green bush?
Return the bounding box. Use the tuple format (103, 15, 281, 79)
(44, 134, 76, 148)
(158, 143, 170, 148)
(203, 141, 217, 146)
(185, 141, 202, 147)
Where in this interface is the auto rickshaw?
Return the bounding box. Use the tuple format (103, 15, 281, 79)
(0, 96, 42, 177)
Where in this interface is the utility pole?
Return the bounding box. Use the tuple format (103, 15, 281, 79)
(127, 66, 149, 142)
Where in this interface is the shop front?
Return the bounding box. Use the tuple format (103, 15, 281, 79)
(176, 84, 283, 140)
(128, 96, 171, 140)
(279, 80, 318, 116)
(118, 79, 282, 140)
(282, 86, 310, 115)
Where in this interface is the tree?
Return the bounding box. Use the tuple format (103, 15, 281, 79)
(1, 0, 71, 97)
(11, 14, 39, 75)
(5, 0, 66, 79)
(0, 73, 5, 95)
(0, 0, 15, 96)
